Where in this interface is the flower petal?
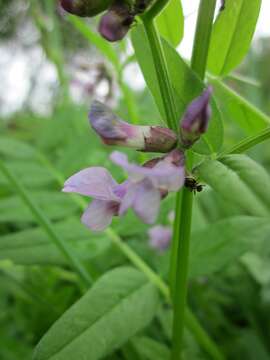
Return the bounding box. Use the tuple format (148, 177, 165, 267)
(148, 225, 172, 251)
(89, 101, 128, 141)
(118, 183, 136, 216)
(133, 180, 161, 224)
(110, 151, 185, 192)
(62, 167, 119, 201)
(81, 200, 118, 231)
(150, 160, 185, 191)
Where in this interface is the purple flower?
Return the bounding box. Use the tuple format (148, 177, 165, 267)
(148, 225, 172, 252)
(98, 3, 134, 42)
(60, 0, 113, 17)
(89, 101, 177, 152)
(180, 87, 212, 148)
(111, 150, 185, 223)
(62, 150, 185, 231)
(63, 167, 126, 231)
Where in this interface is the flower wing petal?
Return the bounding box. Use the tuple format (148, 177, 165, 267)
(81, 200, 117, 231)
(133, 181, 161, 224)
(63, 167, 118, 200)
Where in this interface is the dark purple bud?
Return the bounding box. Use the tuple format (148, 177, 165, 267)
(89, 101, 177, 152)
(98, 3, 134, 42)
(60, 0, 113, 17)
(180, 86, 212, 148)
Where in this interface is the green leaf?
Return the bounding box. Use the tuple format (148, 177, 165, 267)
(209, 79, 270, 135)
(156, 0, 184, 47)
(241, 253, 270, 285)
(0, 192, 78, 223)
(0, 136, 36, 159)
(0, 161, 55, 188)
(131, 25, 223, 154)
(133, 337, 170, 360)
(207, 0, 262, 76)
(34, 267, 160, 360)
(196, 155, 270, 216)
(189, 216, 270, 277)
(0, 220, 110, 265)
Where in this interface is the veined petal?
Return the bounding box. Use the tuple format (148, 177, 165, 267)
(62, 167, 119, 201)
(150, 160, 185, 191)
(133, 180, 161, 224)
(110, 151, 145, 181)
(81, 199, 118, 231)
(118, 183, 136, 216)
(110, 151, 185, 192)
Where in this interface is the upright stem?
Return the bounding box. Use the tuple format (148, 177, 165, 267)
(171, 189, 193, 360)
(191, 0, 217, 79)
(171, 1, 217, 359)
(145, 0, 170, 20)
(142, 19, 178, 130)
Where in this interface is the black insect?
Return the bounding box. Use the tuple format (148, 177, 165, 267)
(184, 177, 204, 194)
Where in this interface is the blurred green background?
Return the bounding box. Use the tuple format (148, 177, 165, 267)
(1, 1, 270, 359)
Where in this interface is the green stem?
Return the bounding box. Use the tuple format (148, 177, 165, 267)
(171, 189, 193, 360)
(169, 191, 182, 294)
(0, 158, 92, 288)
(171, 1, 217, 359)
(218, 127, 270, 157)
(191, 0, 217, 79)
(145, 0, 170, 20)
(142, 19, 178, 130)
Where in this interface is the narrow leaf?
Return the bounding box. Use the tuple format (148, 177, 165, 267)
(34, 267, 160, 360)
(190, 216, 270, 277)
(0, 220, 110, 266)
(196, 155, 270, 216)
(0, 192, 78, 223)
(207, 0, 262, 76)
(156, 0, 184, 47)
(210, 79, 270, 135)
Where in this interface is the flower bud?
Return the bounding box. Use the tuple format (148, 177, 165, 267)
(60, 0, 113, 17)
(98, 3, 134, 42)
(180, 86, 212, 148)
(89, 101, 177, 152)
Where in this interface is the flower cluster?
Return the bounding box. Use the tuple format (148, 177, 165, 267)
(63, 87, 212, 232)
(60, 0, 153, 42)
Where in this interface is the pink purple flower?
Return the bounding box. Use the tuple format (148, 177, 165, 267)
(62, 150, 185, 231)
(110, 150, 185, 224)
(180, 86, 212, 148)
(98, 3, 134, 42)
(148, 225, 172, 252)
(89, 101, 177, 152)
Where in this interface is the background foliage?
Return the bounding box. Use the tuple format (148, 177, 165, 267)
(1, 0, 270, 359)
